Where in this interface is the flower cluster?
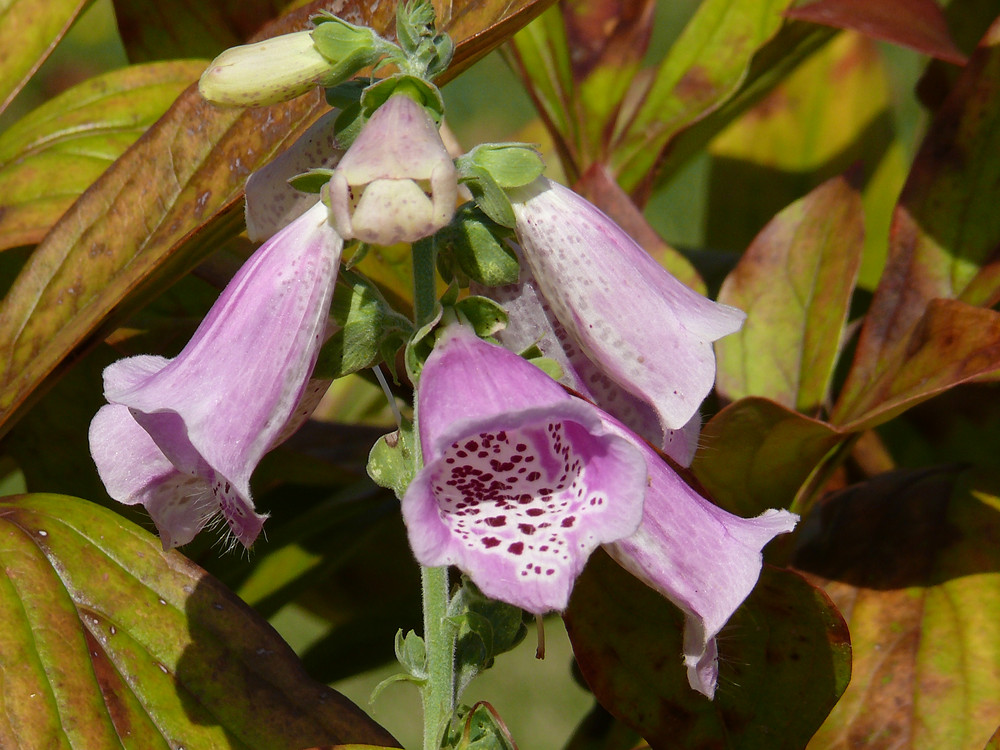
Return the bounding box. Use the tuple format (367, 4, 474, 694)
(91, 20, 796, 703)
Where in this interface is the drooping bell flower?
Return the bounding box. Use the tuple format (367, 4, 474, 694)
(506, 178, 746, 450)
(328, 93, 457, 246)
(402, 325, 648, 614)
(600, 418, 799, 698)
(89, 201, 342, 549)
(403, 326, 797, 698)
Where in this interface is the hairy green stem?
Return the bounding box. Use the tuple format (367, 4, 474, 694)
(411, 236, 456, 749)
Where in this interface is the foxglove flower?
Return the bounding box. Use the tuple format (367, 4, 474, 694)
(505, 178, 745, 455)
(328, 94, 457, 246)
(402, 326, 648, 614)
(403, 327, 797, 698)
(89, 201, 342, 549)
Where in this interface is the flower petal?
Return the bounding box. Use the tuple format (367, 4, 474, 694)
(602, 417, 798, 698)
(402, 327, 647, 614)
(244, 109, 343, 242)
(510, 178, 746, 432)
(481, 266, 700, 465)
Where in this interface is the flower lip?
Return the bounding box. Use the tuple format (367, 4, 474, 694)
(402, 327, 648, 614)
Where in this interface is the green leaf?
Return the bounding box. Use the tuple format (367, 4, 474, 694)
(715, 173, 864, 414)
(704, 32, 905, 290)
(0, 0, 551, 439)
(0, 61, 204, 251)
(367, 419, 417, 500)
(834, 17, 1000, 425)
(317, 271, 413, 380)
(692, 397, 843, 517)
(504, 1, 653, 181)
(435, 205, 519, 288)
(798, 467, 1000, 750)
(612, 0, 799, 194)
(564, 551, 850, 750)
(833, 299, 1000, 433)
(0, 0, 89, 117)
(0, 492, 397, 748)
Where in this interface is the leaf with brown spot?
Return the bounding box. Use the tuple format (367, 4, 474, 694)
(785, 0, 967, 65)
(797, 467, 1000, 750)
(564, 552, 850, 750)
(715, 173, 864, 414)
(0, 493, 399, 748)
(611, 0, 805, 194)
(692, 397, 843, 518)
(0, 61, 205, 251)
(833, 16, 1000, 425)
(0, 0, 555, 438)
(0, 0, 89, 117)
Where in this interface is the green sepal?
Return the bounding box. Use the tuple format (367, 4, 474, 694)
(447, 578, 527, 702)
(361, 74, 445, 123)
(436, 205, 519, 288)
(325, 78, 366, 108)
(315, 270, 412, 379)
(395, 628, 429, 678)
(367, 418, 416, 500)
(527, 355, 563, 382)
(332, 100, 365, 148)
(458, 143, 544, 189)
(287, 168, 335, 194)
(449, 702, 518, 750)
(311, 15, 396, 87)
(460, 166, 516, 229)
(405, 300, 444, 384)
(453, 296, 508, 338)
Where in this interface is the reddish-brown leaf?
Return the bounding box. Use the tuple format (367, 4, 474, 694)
(785, 0, 967, 65)
(833, 16, 1000, 427)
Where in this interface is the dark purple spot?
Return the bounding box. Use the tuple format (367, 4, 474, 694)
(508, 542, 524, 555)
(518, 523, 536, 535)
(526, 508, 544, 517)
(485, 516, 507, 527)
(561, 516, 576, 528)
(482, 537, 501, 548)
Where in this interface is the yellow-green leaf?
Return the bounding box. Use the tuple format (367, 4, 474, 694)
(0, 492, 398, 748)
(0, 61, 205, 251)
(0, 0, 89, 117)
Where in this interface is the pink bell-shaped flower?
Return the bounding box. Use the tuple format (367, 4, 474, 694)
(403, 327, 797, 698)
(328, 93, 457, 246)
(402, 326, 648, 614)
(506, 178, 745, 456)
(89, 202, 342, 549)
